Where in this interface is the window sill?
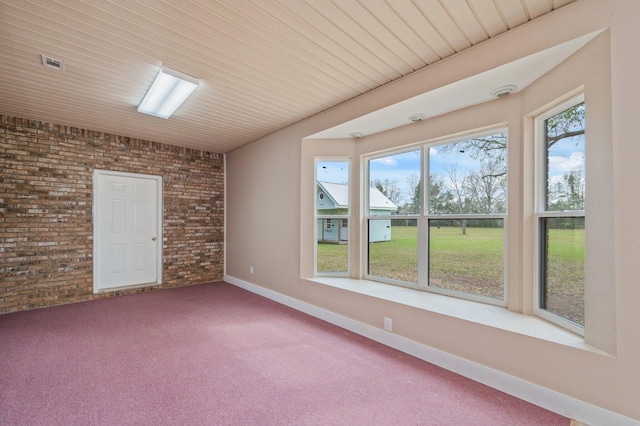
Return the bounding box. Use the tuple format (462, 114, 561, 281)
(308, 277, 609, 356)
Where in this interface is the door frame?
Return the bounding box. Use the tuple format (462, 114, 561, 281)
(93, 169, 163, 293)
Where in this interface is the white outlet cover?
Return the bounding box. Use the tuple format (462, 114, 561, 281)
(383, 317, 392, 331)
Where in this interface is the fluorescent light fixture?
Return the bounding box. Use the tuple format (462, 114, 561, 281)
(138, 67, 199, 119)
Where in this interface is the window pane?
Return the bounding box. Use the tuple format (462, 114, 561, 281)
(317, 218, 348, 273)
(429, 132, 507, 214)
(316, 160, 349, 275)
(428, 219, 504, 299)
(369, 150, 420, 215)
(540, 217, 585, 326)
(545, 102, 585, 211)
(317, 161, 349, 215)
(368, 219, 417, 283)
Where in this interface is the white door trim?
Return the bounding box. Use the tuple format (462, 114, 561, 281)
(93, 169, 163, 293)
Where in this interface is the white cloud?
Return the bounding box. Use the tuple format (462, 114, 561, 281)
(548, 151, 585, 175)
(372, 157, 398, 166)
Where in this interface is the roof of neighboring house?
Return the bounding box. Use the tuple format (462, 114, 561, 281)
(318, 182, 398, 210)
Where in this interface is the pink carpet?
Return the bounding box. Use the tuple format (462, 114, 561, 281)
(0, 282, 569, 425)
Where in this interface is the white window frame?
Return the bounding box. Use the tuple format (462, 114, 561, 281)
(533, 93, 586, 336)
(364, 146, 423, 290)
(363, 127, 508, 307)
(314, 158, 351, 277)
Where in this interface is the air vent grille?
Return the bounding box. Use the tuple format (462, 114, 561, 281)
(41, 55, 65, 72)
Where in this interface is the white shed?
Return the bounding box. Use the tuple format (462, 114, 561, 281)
(316, 182, 397, 243)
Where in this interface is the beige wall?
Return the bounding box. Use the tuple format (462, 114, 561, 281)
(226, 0, 640, 420)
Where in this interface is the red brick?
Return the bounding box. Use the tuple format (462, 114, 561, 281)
(0, 114, 224, 313)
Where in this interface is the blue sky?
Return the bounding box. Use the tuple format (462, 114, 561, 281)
(548, 136, 585, 179)
(317, 131, 582, 207)
(370, 149, 420, 181)
(368, 145, 496, 204)
(317, 160, 349, 184)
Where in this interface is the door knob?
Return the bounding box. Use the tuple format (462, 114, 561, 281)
(152, 237, 157, 241)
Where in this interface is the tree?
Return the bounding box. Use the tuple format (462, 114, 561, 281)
(545, 103, 585, 149)
(446, 165, 476, 235)
(545, 103, 586, 212)
(435, 132, 507, 235)
(405, 175, 421, 214)
(437, 102, 585, 172)
(548, 170, 585, 211)
(428, 174, 453, 215)
(466, 160, 507, 214)
(438, 132, 507, 174)
(431, 103, 584, 225)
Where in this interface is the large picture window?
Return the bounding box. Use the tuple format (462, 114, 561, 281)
(364, 130, 507, 304)
(536, 95, 585, 333)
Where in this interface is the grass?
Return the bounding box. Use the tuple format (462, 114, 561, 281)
(318, 226, 584, 323)
(368, 226, 418, 283)
(428, 226, 504, 298)
(545, 228, 585, 325)
(317, 242, 349, 273)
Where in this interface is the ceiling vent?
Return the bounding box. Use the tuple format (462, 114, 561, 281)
(41, 55, 65, 72)
(408, 113, 426, 122)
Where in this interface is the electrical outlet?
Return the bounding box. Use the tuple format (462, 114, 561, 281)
(383, 317, 392, 331)
(249, 266, 254, 274)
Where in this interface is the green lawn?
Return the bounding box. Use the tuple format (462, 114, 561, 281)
(318, 226, 584, 323)
(428, 226, 504, 298)
(368, 225, 418, 283)
(545, 227, 585, 325)
(317, 242, 349, 273)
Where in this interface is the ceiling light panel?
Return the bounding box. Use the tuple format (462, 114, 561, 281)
(138, 67, 199, 119)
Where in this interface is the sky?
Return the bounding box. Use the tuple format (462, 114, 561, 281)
(317, 160, 349, 184)
(316, 131, 583, 207)
(548, 136, 585, 177)
(369, 149, 420, 200)
(368, 144, 499, 205)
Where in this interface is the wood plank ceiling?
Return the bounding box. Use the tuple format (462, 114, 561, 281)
(0, 0, 577, 153)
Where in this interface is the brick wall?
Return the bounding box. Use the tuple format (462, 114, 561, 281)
(0, 115, 224, 313)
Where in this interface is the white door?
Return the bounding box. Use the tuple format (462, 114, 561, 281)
(94, 170, 162, 293)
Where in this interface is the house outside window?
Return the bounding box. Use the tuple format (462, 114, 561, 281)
(315, 161, 350, 275)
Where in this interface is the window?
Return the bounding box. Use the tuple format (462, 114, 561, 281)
(307, 90, 606, 341)
(427, 133, 507, 301)
(366, 150, 420, 285)
(535, 95, 585, 333)
(316, 160, 349, 275)
(365, 130, 507, 304)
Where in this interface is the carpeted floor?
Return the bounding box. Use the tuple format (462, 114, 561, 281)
(0, 282, 569, 425)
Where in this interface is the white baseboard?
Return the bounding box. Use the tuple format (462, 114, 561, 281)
(224, 275, 638, 426)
